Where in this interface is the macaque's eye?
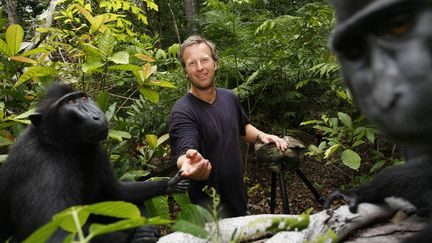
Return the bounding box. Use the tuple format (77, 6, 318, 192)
(81, 96, 88, 102)
(337, 38, 368, 61)
(386, 13, 414, 36)
(67, 99, 77, 104)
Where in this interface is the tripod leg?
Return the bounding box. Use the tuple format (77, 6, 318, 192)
(279, 168, 290, 214)
(270, 171, 277, 214)
(296, 168, 324, 204)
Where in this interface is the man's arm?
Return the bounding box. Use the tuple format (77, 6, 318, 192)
(241, 124, 288, 151)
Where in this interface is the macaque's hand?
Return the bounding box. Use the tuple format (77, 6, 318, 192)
(166, 170, 190, 194)
(258, 134, 288, 151)
(324, 190, 360, 213)
(179, 149, 212, 181)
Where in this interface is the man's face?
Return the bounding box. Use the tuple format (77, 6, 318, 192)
(333, 5, 432, 146)
(183, 43, 217, 91)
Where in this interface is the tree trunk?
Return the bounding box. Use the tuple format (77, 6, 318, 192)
(184, 0, 198, 36)
(5, 0, 17, 25)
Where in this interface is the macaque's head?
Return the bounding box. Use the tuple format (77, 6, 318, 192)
(331, 0, 432, 147)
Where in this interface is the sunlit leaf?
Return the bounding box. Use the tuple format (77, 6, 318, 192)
(324, 144, 341, 159)
(139, 87, 159, 104)
(338, 112, 352, 128)
(146, 80, 175, 89)
(9, 56, 38, 64)
(134, 53, 155, 62)
(341, 149, 361, 170)
(109, 51, 129, 64)
(14, 66, 58, 88)
(6, 24, 24, 56)
(82, 61, 104, 73)
(145, 134, 158, 150)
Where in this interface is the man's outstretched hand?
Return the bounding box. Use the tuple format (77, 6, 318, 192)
(178, 149, 212, 181)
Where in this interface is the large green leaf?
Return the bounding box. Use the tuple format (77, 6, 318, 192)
(341, 149, 361, 170)
(139, 87, 159, 104)
(88, 218, 145, 239)
(146, 80, 176, 89)
(85, 201, 141, 219)
(82, 61, 104, 73)
(171, 220, 209, 239)
(324, 144, 341, 159)
(109, 64, 142, 72)
(98, 32, 116, 60)
(337, 112, 352, 128)
(145, 134, 158, 150)
(0, 39, 10, 56)
(23, 220, 60, 243)
(144, 195, 170, 219)
(172, 193, 191, 210)
(6, 24, 24, 56)
(156, 133, 169, 147)
(108, 129, 132, 142)
(109, 51, 129, 64)
(14, 66, 58, 88)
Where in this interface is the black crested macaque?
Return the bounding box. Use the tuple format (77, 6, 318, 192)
(0, 84, 189, 243)
(324, 0, 432, 242)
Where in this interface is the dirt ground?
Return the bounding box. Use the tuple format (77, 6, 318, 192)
(245, 156, 353, 216)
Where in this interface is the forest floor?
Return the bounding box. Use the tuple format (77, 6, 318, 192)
(245, 155, 353, 216)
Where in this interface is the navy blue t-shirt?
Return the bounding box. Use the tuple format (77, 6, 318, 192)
(169, 88, 249, 216)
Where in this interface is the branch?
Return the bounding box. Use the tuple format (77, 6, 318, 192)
(24, 0, 62, 52)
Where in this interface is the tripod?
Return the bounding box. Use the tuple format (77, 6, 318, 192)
(269, 158, 324, 214)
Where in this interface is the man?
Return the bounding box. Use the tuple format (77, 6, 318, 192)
(169, 35, 288, 217)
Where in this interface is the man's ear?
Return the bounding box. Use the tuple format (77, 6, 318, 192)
(29, 112, 43, 127)
(214, 62, 218, 70)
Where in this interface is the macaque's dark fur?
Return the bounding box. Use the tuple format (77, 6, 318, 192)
(0, 84, 185, 242)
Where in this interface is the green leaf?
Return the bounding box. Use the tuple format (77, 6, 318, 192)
(119, 170, 150, 181)
(9, 56, 38, 64)
(96, 91, 109, 112)
(53, 206, 89, 233)
(324, 144, 341, 159)
(144, 195, 170, 219)
(156, 133, 169, 147)
(6, 24, 24, 56)
(338, 112, 352, 128)
(23, 220, 60, 243)
(0, 154, 7, 163)
(88, 218, 145, 239)
(109, 51, 129, 64)
(98, 32, 116, 60)
(341, 149, 361, 170)
(145, 134, 158, 150)
(82, 61, 104, 73)
(173, 193, 191, 210)
(109, 64, 142, 72)
(109, 129, 132, 142)
(365, 128, 376, 143)
(0, 39, 10, 56)
(15, 66, 58, 88)
(146, 80, 176, 88)
(85, 201, 141, 219)
(139, 87, 159, 104)
(171, 220, 209, 239)
(172, 204, 214, 238)
(0, 136, 13, 147)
